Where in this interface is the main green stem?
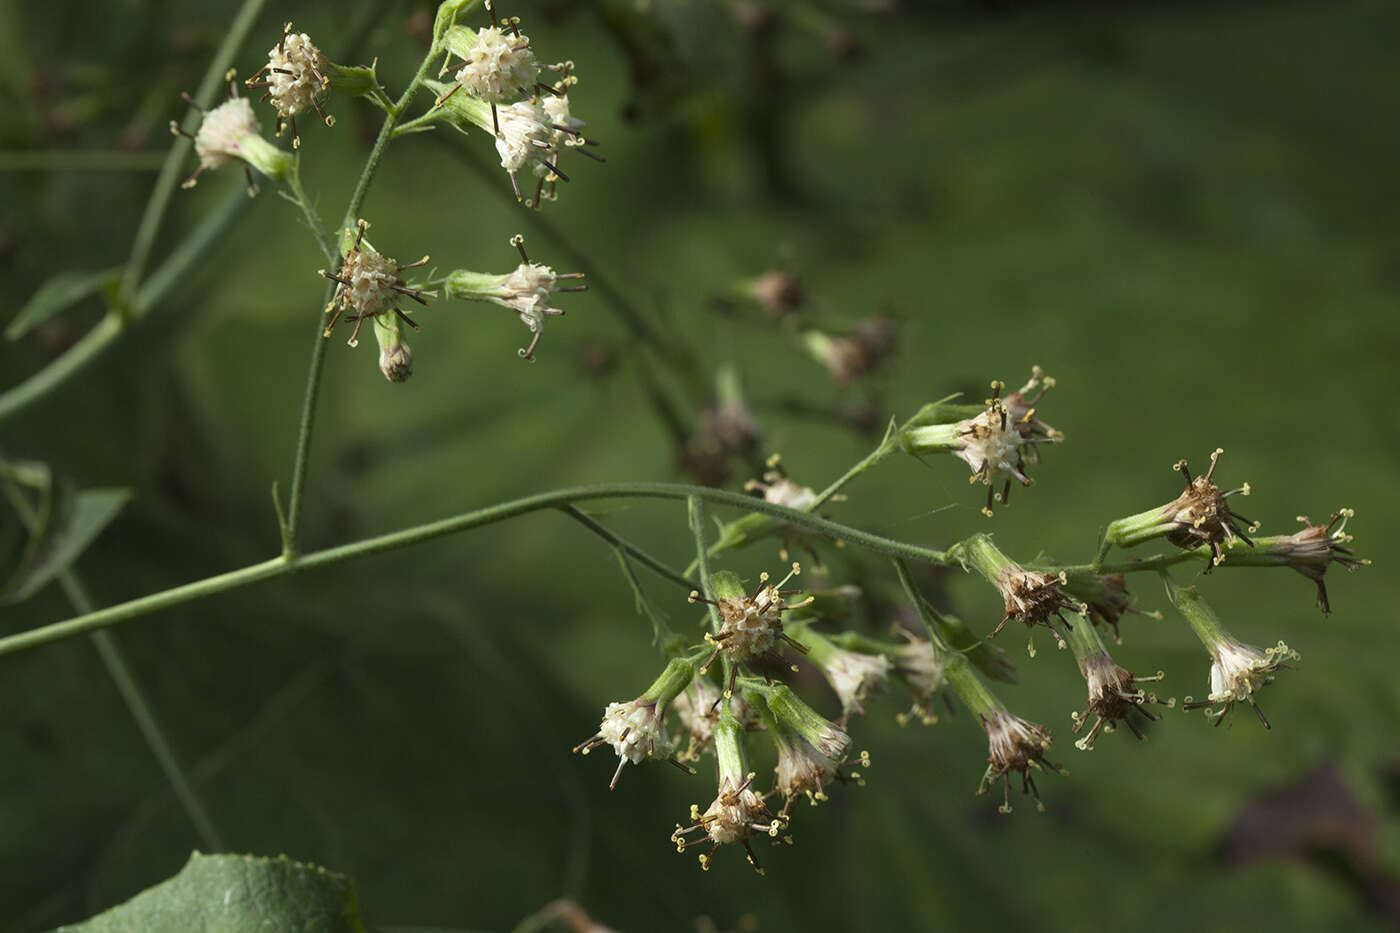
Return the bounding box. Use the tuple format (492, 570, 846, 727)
(0, 483, 952, 660)
(282, 47, 442, 554)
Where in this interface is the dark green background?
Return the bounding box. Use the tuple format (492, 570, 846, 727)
(2, 0, 1398, 930)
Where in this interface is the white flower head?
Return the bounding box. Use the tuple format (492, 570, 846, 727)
(775, 737, 836, 804)
(820, 649, 889, 717)
(192, 97, 261, 172)
(493, 99, 553, 176)
(1186, 637, 1299, 728)
(903, 375, 1061, 515)
(672, 773, 779, 873)
(575, 697, 675, 789)
(542, 92, 587, 148)
(1272, 510, 1366, 614)
(892, 634, 948, 726)
(694, 564, 813, 665)
(1160, 448, 1258, 568)
(671, 677, 751, 763)
(248, 24, 332, 144)
(990, 564, 1084, 656)
(173, 77, 292, 194)
(441, 236, 584, 360)
(1071, 651, 1169, 751)
(492, 236, 583, 360)
(954, 386, 1038, 517)
(771, 718, 861, 815)
(319, 220, 430, 348)
(978, 709, 1063, 814)
(453, 25, 540, 103)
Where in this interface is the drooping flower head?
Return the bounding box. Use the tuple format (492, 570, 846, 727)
(1186, 637, 1299, 729)
(979, 710, 1063, 813)
(1171, 582, 1298, 729)
(757, 684, 863, 821)
(1263, 510, 1366, 614)
(1065, 613, 1172, 750)
(790, 625, 889, 719)
(890, 632, 949, 726)
(944, 655, 1063, 813)
(956, 535, 1084, 656)
(373, 310, 414, 383)
(672, 712, 781, 874)
(574, 657, 695, 788)
(671, 675, 752, 764)
(319, 220, 431, 352)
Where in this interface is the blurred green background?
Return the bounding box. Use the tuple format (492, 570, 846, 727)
(2, 0, 1399, 930)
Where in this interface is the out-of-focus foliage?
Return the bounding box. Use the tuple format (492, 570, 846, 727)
(1, 0, 1398, 931)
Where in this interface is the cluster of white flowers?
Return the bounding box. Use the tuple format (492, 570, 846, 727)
(451, 25, 540, 102)
(434, 13, 595, 205)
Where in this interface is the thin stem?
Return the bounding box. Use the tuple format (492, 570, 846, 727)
(0, 476, 223, 851)
(119, 0, 271, 301)
(610, 548, 687, 658)
(559, 505, 695, 591)
(0, 482, 953, 659)
(282, 157, 338, 264)
(282, 43, 443, 554)
(810, 417, 899, 509)
(687, 496, 722, 635)
(892, 557, 952, 653)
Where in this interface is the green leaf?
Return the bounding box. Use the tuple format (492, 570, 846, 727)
(6, 266, 120, 340)
(1, 480, 131, 604)
(54, 852, 367, 933)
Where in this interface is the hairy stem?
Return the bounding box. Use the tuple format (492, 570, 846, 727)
(559, 505, 696, 591)
(282, 44, 443, 554)
(0, 482, 952, 659)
